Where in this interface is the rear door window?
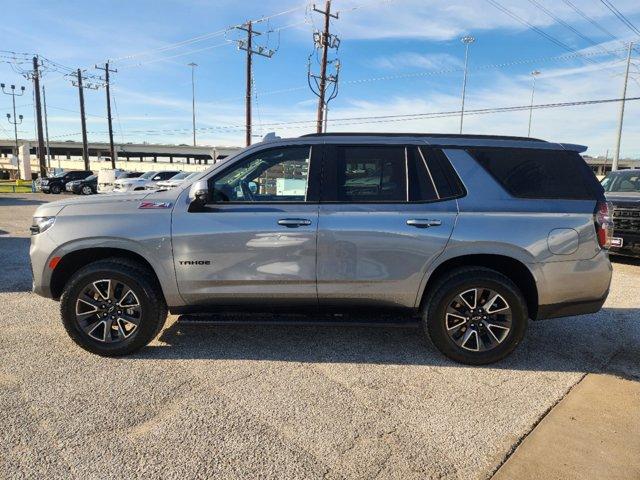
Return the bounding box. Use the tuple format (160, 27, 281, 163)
(467, 148, 603, 200)
(323, 145, 407, 202)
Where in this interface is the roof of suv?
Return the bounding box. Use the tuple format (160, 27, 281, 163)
(287, 132, 586, 152)
(300, 132, 547, 142)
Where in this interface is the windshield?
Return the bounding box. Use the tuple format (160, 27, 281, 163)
(139, 171, 157, 180)
(85, 175, 97, 181)
(169, 172, 189, 181)
(601, 171, 640, 193)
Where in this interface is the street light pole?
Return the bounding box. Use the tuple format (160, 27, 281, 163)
(188, 62, 198, 146)
(1, 83, 26, 179)
(459, 35, 475, 134)
(528, 70, 541, 137)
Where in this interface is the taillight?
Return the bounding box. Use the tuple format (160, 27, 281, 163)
(594, 201, 614, 249)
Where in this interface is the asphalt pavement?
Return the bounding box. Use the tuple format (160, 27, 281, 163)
(1, 193, 638, 479)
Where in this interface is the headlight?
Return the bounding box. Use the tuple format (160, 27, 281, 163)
(30, 216, 56, 235)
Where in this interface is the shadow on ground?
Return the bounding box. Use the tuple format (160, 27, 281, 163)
(0, 237, 32, 292)
(0, 196, 47, 207)
(121, 307, 640, 376)
(611, 255, 640, 267)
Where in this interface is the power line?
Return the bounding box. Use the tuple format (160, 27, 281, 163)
(111, 5, 307, 64)
(527, 0, 622, 58)
(487, 0, 583, 52)
(46, 95, 640, 138)
(117, 42, 232, 68)
(561, 0, 619, 43)
(599, 0, 640, 37)
(248, 47, 628, 101)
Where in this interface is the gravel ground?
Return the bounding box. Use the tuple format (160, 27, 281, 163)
(1, 193, 639, 480)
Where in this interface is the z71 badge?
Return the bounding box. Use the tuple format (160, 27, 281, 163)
(139, 201, 172, 209)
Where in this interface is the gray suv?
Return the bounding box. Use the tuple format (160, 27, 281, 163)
(29, 133, 613, 364)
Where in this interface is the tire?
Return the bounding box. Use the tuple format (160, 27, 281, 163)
(422, 267, 528, 365)
(51, 185, 61, 194)
(81, 185, 93, 195)
(60, 258, 167, 356)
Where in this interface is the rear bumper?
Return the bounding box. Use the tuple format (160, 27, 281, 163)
(536, 293, 608, 320)
(534, 249, 612, 320)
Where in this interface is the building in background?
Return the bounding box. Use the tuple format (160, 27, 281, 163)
(0, 139, 241, 179)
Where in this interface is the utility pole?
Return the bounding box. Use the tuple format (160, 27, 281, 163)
(612, 42, 633, 172)
(188, 62, 198, 146)
(42, 85, 51, 169)
(459, 35, 475, 134)
(528, 70, 541, 137)
(312, 1, 339, 133)
(235, 21, 274, 147)
(322, 59, 341, 133)
(308, 2, 340, 134)
(95, 62, 118, 168)
(31, 57, 47, 177)
(69, 69, 92, 170)
(1, 83, 25, 179)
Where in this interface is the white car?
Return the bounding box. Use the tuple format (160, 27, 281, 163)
(113, 170, 181, 192)
(147, 171, 200, 191)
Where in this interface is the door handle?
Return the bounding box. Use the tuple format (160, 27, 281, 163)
(277, 218, 312, 227)
(406, 219, 442, 228)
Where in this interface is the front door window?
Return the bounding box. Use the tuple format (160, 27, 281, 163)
(212, 146, 311, 203)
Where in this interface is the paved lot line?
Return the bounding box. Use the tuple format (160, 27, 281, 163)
(492, 373, 640, 480)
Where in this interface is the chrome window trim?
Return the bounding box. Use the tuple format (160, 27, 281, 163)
(418, 146, 440, 200)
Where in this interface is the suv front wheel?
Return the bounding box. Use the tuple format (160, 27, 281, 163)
(423, 267, 528, 365)
(60, 258, 167, 356)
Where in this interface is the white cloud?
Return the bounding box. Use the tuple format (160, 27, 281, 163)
(371, 52, 462, 70)
(332, 0, 640, 41)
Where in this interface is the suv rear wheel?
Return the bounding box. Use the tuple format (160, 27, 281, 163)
(60, 258, 167, 356)
(423, 267, 528, 365)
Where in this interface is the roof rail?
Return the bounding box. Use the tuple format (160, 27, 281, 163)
(299, 132, 547, 142)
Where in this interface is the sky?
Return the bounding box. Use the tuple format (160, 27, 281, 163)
(1, 0, 640, 158)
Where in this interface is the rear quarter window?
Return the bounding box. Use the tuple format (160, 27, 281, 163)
(467, 148, 603, 200)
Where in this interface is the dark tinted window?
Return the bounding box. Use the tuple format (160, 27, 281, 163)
(468, 148, 601, 200)
(157, 171, 180, 180)
(420, 148, 465, 198)
(407, 147, 438, 202)
(331, 146, 406, 202)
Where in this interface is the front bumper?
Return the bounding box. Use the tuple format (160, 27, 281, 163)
(609, 232, 640, 258)
(30, 231, 58, 298)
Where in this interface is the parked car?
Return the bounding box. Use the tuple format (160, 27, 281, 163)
(601, 169, 640, 257)
(146, 171, 200, 191)
(29, 133, 612, 364)
(113, 170, 181, 192)
(97, 170, 142, 193)
(40, 170, 93, 194)
(70, 175, 98, 195)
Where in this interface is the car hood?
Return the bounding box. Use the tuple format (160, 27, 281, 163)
(605, 192, 640, 206)
(115, 178, 147, 185)
(34, 191, 153, 217)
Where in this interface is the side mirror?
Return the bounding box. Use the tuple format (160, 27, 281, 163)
(188, 180, 209, 211)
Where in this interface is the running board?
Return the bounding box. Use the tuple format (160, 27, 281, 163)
(177, 313, 420, 328)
